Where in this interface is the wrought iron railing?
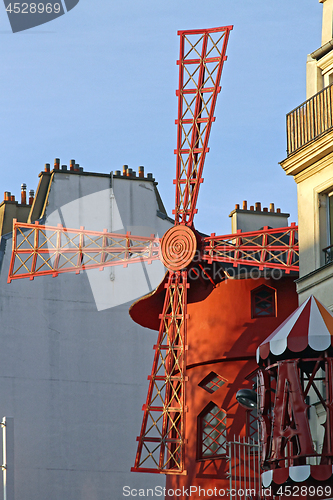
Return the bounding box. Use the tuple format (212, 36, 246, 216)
(323, 243, 333, 264)
(226, 436, 260, 500)
(287, 83, 333, 155)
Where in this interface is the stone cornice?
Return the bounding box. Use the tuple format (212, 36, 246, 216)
(280, 128, 333, 180)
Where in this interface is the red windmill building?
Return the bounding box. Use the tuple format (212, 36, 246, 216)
(7, 26, 300, 499)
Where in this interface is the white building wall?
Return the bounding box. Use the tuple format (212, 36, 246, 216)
(0, 170, 171, 500)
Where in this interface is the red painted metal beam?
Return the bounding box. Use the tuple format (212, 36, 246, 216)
(203, 225, 299, 272)
(174, 26, 233, 226)
(8, 220, 160, 282)
(132, 271, 188, 474)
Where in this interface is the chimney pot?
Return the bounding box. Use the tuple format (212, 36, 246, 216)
(269, 203, 275, 213)
(250, 205, 254, 211)
(21, 184, 27, 204)
(45, 163, 50, 173)
(54, 158, 60, 170)
(263, 207, 268, 212)
(29, 190, 34, 206)
(242, 200, 247, 210)
(123, 165, 128, 176)
(61, 165, 67, 171)
(235, 204, 240, 210)
(147, 173, 153, 179)
(255, 202, 261, 211)
(4, 192, 11, 201)
(10, 195, 15, 202)
(114, 170, 121, 176)
(74, 163, 80, 172)
(70, 159, 75, 172)
(277, 208, 281, 213)
(139, 166, 144, 178)
(127, 168, 132, 177)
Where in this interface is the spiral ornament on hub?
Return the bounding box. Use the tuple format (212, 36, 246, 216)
(160, 225, 197, 271)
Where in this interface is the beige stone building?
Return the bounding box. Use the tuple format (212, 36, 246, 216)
(280, 0, 333, 310)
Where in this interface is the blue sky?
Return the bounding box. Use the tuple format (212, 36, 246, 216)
(0, 0, 322, 236)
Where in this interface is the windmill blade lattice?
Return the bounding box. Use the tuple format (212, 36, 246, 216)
(133, 26, 233, 474)
(203, 224, 299, 272)
(174, 26, 232, 226)
(132, 271, 188, 473)
(8, 219, 160, 282)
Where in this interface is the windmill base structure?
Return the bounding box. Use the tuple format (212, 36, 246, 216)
(130, 270, 299, 499)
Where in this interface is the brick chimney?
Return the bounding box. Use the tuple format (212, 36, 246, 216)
(229, 201, 290, 233)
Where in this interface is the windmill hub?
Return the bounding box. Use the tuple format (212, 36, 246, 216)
(160, 225, 197, 271)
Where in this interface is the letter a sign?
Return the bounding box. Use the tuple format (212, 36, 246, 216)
(270, 360, 316, 462)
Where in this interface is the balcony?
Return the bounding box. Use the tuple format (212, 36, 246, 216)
(287, 83, 333, 156)
(323, 243, 333, 264)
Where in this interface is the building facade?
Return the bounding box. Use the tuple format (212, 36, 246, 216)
(0, 162, 171, 500)
(280, 0, 333, 310)
(255, 1, 333, 496)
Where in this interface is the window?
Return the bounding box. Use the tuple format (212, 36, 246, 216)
(198, 403, 227, 459)
(198, 371, 226, 394)
(245, 372, 259, 443)
(251, 285, 276, 318)
(246, 408, 258, 443)
(324, 191, 333, 263)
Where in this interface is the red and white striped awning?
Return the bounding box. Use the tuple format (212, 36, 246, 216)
(257, 295, 333, 361)
(262, 464, 333, 487)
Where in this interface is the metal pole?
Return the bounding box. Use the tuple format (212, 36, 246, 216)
(2, 417, 14, 500)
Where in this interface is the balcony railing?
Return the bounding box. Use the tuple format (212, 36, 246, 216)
(323, 243, 333, 264)
(287, 83, 333, 156)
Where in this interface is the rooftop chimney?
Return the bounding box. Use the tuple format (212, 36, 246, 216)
(21, 183, 27, 205)
(230, 201, 290, 233)
(29, 190, 34, 206)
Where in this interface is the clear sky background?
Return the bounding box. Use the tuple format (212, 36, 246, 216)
(0, 0, 323, 237)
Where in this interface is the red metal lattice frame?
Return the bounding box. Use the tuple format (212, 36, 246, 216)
(174, 26, 232, 225)
(132, 271, 189, 474)
(7, 220, 160, 282)
(8, 221, 299, 282)
(203, 224, 299, 272)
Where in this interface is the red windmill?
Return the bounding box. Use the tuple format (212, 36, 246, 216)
(7, 26, 299, 483)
